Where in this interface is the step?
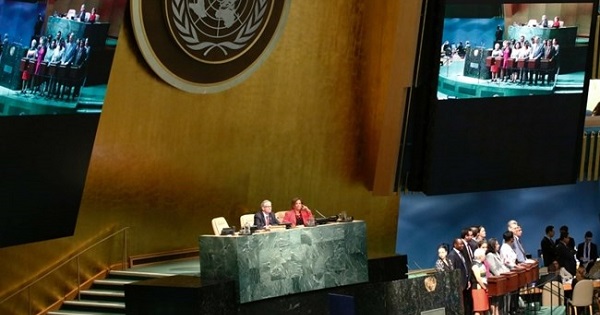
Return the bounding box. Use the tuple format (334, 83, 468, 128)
(61, 300, 125, 313)
(79, 289, 125, 302)
(109, 270, 173, 279)
(88, 279, 134, 291)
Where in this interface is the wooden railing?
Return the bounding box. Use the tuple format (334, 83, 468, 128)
(0, 227, 129, 315)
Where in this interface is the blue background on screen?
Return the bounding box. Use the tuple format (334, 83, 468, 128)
(441, 18, 504, 50)
(0, 0, 47, 47)
(396, 181, 600, 270)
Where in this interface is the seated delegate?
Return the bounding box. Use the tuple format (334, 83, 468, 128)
(253, 200, 279, 228)
(282, 197, 314, 227)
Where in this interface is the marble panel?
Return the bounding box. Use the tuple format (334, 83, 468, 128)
(200, 221, 368, 303)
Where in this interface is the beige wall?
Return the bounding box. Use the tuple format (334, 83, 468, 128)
(0, 0, 422, 312)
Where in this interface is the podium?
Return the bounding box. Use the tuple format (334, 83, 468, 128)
(463, 47, 492, 80)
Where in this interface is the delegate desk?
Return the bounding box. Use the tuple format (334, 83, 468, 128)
(199, 221, 368, 303)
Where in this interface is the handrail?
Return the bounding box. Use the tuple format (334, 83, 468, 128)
(0, 227, 129, 310)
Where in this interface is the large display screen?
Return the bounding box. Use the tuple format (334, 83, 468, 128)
(401, 0, 597, 195)
(438, 2, 592, 100)
(0, 0, 124, 116)
(0, 0, 126, 247)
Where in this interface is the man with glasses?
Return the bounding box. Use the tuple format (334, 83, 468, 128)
(253, 200, 279, 229)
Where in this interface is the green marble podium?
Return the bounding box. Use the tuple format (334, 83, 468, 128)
(199, 221, 368, 303)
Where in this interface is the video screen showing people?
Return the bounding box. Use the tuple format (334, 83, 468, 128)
(0, 0, 126, 116)
(438, 2, 594, 100)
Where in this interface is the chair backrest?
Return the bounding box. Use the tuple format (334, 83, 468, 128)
(275, 211, 286, 223)
(542, 281, 563, 306)
(240, 214, 254, 227)
(570, 279, 594, 306)
(211, 217, 229, 236)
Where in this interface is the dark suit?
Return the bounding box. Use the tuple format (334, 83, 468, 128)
(253, 211, 278, 228)
(448, 249, 469, 289)
(577, 241, 598, 271)
(448, 248, 472, 315)
(540, 236, 556, 267)
(556, 241, 577, 276)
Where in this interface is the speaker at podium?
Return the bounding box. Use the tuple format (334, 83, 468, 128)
(0, 43, 25, 90)
(462, 47, 492, 80)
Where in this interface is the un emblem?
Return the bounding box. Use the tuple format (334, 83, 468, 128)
(131, 0, 290, 93)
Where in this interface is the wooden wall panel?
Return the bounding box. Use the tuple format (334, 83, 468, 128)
(361, 0, 422, 194)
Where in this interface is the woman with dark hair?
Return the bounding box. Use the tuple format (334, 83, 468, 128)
(435, 243, 453, 272)
(282, 197, 314, 227)
(486, 238, 510, 315)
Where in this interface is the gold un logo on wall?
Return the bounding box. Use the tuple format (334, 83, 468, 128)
(131, 0, 291, 93)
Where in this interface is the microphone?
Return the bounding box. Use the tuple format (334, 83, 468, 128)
(315, 209, 327, 218)
(413, 261, 424, 270)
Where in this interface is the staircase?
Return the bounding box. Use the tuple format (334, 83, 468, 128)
(48, 270, 172, 315)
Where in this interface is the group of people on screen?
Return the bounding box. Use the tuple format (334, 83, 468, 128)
(441, 14, 563, 86)
(19, 27, 91, 98)
(253, 198, 315, 228)
(435, 222, 598, 315)
(488, 35, 559, 86)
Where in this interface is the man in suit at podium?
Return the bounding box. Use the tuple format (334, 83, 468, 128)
(253, 200, 279, 228)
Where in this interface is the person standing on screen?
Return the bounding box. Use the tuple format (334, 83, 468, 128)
(500, 40, 512, 82)
(495, 25, 503, 46)
(529, 36, 545, 85)
(253, 200, 278, 229)
(509, 41, 522, 83)
(21, 39, 38, 94)
(282, 197, 314, 227)
(490, 42, 502, 82)
(518, 40, 531, 85)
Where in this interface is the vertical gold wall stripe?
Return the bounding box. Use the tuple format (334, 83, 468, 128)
(593, 132, 600, 180)
(592, 16, 600, 79)
(580, 132, 588, 181)
(588, 132, 596, 181)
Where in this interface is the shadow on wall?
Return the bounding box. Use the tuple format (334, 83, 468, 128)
(396, 181, 600, 269)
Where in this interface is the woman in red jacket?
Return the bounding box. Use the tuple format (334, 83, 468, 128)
(282, 197, 314, 227)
